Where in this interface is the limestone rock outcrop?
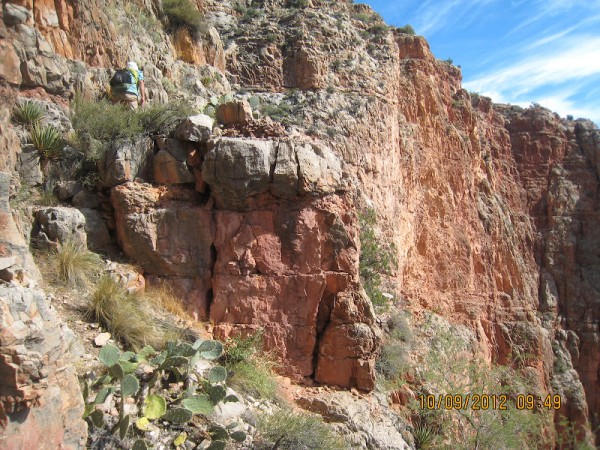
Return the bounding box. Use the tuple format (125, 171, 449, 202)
(2, 0, 600, 444)
(501, 106, 600, 437)
(31, 207, 87, 249)
(0, 283, 87, 450)
(202, 138, 344, 210)
(0, 172, 39, 280)
(0, 173, 86, 448)
(100, 136, 154, 188)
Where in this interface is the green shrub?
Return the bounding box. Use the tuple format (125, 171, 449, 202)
(413, 321, 546, 449)
(242, 7, 262, 20)
(256, 409, 346, 450)
(71, 95, 195, 161)
(49, 240, 101, 286)
(377, 312, 414, 386)
(396, 24, 415, 35)
(35, 189, 60, 206)
(162, 0, 204, 32)
(71, 95, 142, 143)
(13, 101, 45, 126)
(259, 101, 302, 126)
(222, 331, 278, 400)
(30, 124, 64, 159)
(161, 77, 177, 95)
(287, 0, 309, 8)
(359, 208, 397, 306)
(136, 100, 196, 135)
(369, 23, 389, 37)
(354, 12, 375, 23)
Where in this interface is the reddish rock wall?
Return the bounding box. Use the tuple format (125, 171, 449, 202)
(110, 136, 380, 390)
(501, 106, 600, 439)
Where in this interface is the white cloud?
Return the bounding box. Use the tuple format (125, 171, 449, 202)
(414, 0, 496, 36)
(464, 37, 600, 98)
(507, 0, 600, 36)
(533, 93, 599, 122)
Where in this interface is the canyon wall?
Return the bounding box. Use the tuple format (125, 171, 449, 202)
(1, 0, 599, 445)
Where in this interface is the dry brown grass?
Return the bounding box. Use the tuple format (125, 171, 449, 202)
(143, 283, 189, 320)
(45, 240, 102, 287)
(87, 275, 179, 351)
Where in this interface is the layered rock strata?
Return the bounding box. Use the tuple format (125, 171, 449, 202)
(1, 0, 599, 442)
(500, 106, 600, 438)
(111, 134, 380, 390)
(0, 172, 87, 448)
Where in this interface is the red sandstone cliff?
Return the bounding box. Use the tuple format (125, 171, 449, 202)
(0, 0, 599, 446)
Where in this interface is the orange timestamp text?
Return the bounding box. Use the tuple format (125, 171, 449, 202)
(419, 394, 562, 411)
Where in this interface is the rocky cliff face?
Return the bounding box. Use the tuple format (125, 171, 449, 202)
(501, 107, 600, 436)
(1, 0, 599, 446)
(0, 172, 87, 449)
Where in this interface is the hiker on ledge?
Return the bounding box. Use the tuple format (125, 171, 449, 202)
(109, 61, 147, 110)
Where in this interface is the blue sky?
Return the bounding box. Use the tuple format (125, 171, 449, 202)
(362, 0, 600, 125)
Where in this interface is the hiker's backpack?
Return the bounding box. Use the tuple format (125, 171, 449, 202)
(110, 69, 133, 88)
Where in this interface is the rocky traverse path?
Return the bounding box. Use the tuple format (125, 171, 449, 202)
(1, 0, 600, 448)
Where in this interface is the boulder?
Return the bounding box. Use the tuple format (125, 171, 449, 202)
(111, 183, 215, 277)
(100, 136, 154, 188)
(216, 100, 253, 125)
(56, 181, 82, 201)
(271, 141, 299, 199)
(296, 142, 343, 194)
(0, 283, 87, 449)
(163, 138, 189, 162)
(0, 108, 21, 173)
(202, 138, 345, 209)
(0, 41, 22, 86)
(0, 257, 16, 272)
(174, 114, 214, 143)
(153, 150, 195, 185)
(295, 391, 410, 449)
(105, 260, 145, 293)
(201, 138, 276, 210)
(32, 207, 87, 249)
(17, 145, 43, 186)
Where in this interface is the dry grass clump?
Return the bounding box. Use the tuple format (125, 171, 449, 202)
(48, 240, 101, 286)
(143, 283, 189, 320)
(86, 276, 180, 351)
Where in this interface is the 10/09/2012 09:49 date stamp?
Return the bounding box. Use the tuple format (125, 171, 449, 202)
(419, 394, 562, 411)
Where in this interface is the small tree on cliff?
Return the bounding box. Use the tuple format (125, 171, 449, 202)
(359, 208, 397, 306)
(413, 315, 548, 449)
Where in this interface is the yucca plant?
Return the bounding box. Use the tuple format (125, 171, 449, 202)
(13, 101, 45, 127)
(413, 423, 437, 449)
(30, 124, 64, 159)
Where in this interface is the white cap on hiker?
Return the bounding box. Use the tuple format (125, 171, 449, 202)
(127, 61, 138, 71)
